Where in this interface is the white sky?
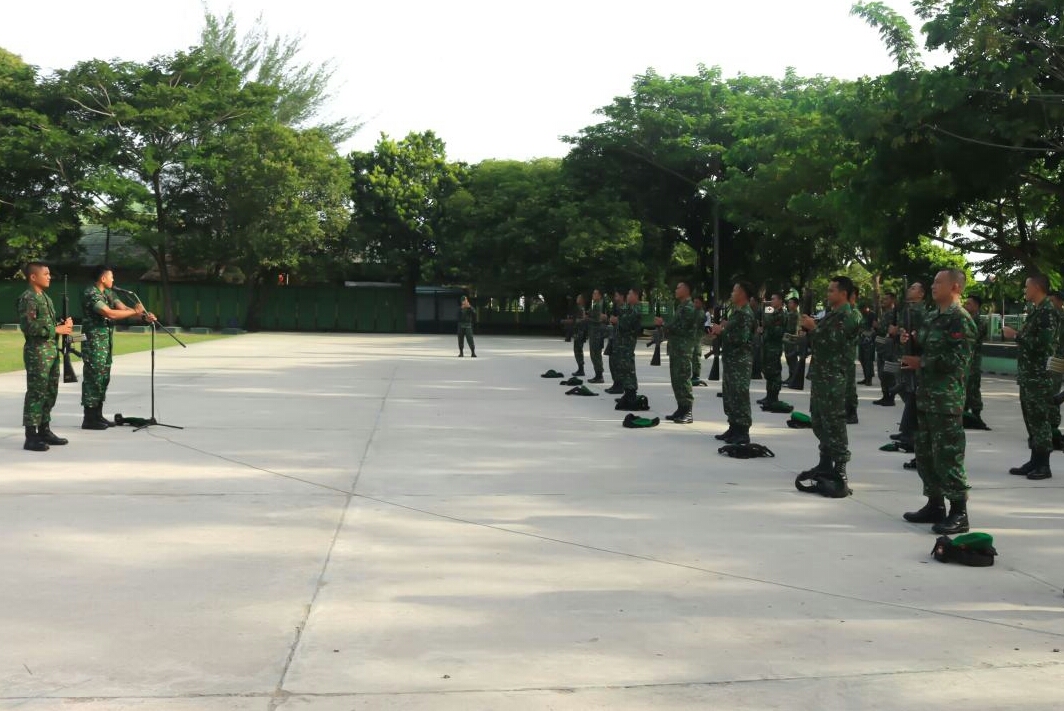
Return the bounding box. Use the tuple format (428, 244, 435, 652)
(2, 0, 947, 162)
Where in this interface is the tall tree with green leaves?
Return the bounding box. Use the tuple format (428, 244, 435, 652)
(0, 48, 83, 272)
(199, 8, 358, 143)
(347, 131, 464, 332)
(55, 50, 275, 321)
(180, 123, 351, 328)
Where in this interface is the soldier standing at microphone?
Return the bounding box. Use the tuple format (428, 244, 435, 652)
(80, 266, 156, 430)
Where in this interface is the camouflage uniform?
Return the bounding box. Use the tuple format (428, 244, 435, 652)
(913, 303, 976, 501)
(1017, 297, 1062, 453)
(572, 304, 587, 370)
(81, 286, 121, 408)
(664, 299, 698, 411)
(875, 305, 898, 399)
(810, 303, 861, 463)
(964, 314, 988, 416)
(721, 304, 755, 427)
(457, 304, 476, 354)
(614, 303, 641, 391)
(846, 332, 858, 414)
(18, 289, 60, 427)
(588, 299, 605, 377)
(762, 307, 786, 400)
(691, 305, 706, 380)
(607, 300, 622, 384)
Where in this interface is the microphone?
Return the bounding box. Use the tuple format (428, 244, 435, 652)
(112, 285, 136, 295)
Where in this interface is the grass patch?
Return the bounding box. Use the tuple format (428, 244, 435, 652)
(0, 330, 228, 374)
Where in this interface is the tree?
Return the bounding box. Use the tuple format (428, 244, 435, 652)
(0, 48, 82, 272)
(55, 50, 276, 322)
(199, 8, 358, 143)
(347, 131, 464, 332)
(181, 123, 351, 328)
(439, 158, 644, 316)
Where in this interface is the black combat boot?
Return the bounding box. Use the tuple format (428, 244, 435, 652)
(572, 367, 585, 376)
(470, 349, 476, 358)
(824, 461, 852, 498)
(665, 408, 682, 421)
(38, 423, 68, 445)
(756, 395, 768, 405)
(799, 452, 832, 478)
(1027, 449, 1053, 481)
(846, 406, 858, 425)
(1009, 451, 1036, 476)
(23, 425, 49, 452)
(932, 499, 969, 535)
(458, 351, 464, 357)
(1053, 430, 1063, 451)
(614, 389, 637, 411)
(903, 495, 947, 524)
(82, 406, 108, 430)
(96, 407, 115, 427)
(672, 407, 693, 424)
(588, 373, 605, 384)
(726, 425, 750, 445)
(872, 395, 895, 406)
(605, 382, 624, 394)
(714, 425, 735, 441)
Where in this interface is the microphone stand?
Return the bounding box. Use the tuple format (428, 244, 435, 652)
(114, 287, 186, 432)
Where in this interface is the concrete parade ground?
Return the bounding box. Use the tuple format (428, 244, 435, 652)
(0, 333, 1062, 710)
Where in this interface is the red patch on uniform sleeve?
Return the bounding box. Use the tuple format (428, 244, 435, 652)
(949, 331, 964, 339)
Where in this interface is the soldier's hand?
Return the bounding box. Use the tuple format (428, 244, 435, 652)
(133, 303, 146, 314)
(56, 318, 74, 336)
(888, 325, 898, 336)
(1003, 325, 1017, 340)
(710, 323, 723, 336)
(654, 317, 664, 326)
(609, 316, 618, 325)
(800, 315, 816, 331)
(144, 312, 158, 323)
(899, 329, 911, 345)
(900, 355, 921, 370)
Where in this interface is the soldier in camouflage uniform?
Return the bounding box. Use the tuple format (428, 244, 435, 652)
(17, 262, 74, 451)
(712, 282, 756, 443)
(963, 295, 989, 429)
(1003, 274, 1061, 480)
(798, 276, 861, 497)
(457, 296, 476, 357)
(845, 287, 861, 424)
(605, 288, 626, 394)
(691, 296, 707, 384)
(900, 269, 977, 534)
(783, 297, 801, 385)
(587, 289, 607, 383)
(655, 282, 699, 423)
(893, 283, 928, 447)
(80, 266, 156, 429)
(611, 288, 643, 408)
(757, 292, 786, 406)
(873, 292, 898, 406)
(572, 293, 588, 376)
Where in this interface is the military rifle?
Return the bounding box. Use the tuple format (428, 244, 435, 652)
(60, 275, 84, 384)
(706, 301, 723, 381)
(647, 302, 664, 366)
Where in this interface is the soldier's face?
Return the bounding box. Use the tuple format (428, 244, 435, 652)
(771, 296, 783, 310)
(964, 298, 979, 316)
(592, 290, 601, 301)
(100, 271, 114, 288)
(1024, 279, 1041, 302)
(827, 282, 846, 307)
(30, 267, 51, 290)
(731, 284, 743, 303)
(627, 290, 639, 305)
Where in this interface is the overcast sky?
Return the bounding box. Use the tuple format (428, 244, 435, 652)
(2, 1, 947, 162)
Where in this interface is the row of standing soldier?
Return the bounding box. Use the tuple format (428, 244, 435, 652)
(562, 269, 1062, 537)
